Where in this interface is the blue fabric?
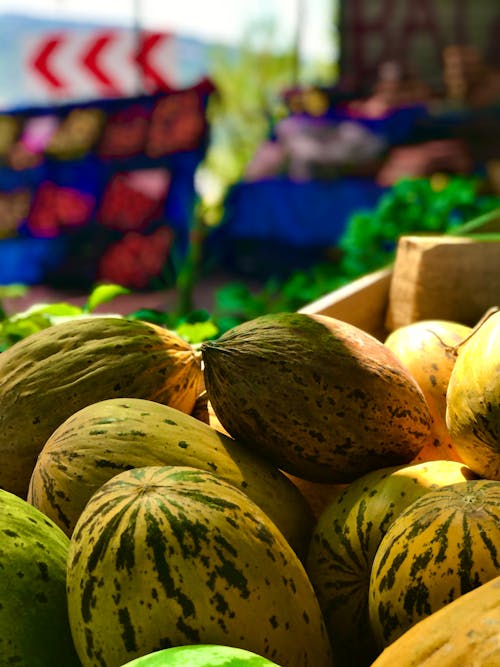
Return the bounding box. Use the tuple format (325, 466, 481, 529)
(329, 104, 430, 146)
(0, 237, 67, 284)
(206, 176, 386, 278)
(222, 177, 386, 248)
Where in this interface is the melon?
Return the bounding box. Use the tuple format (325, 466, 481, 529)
(27, 397, 313, 558)
(0, 488, 80, 666)
(201, 312, 432, 483)
(306, 459, 476, 666)
(369, 479, 500, 648)
(446, 309, 500, 479)
(384, 318, 471, 462)
(370, 575, 500, 666)
(0, 316, 202, 497)
(66, 465, 333, 667)
(119, 644, 282, 666)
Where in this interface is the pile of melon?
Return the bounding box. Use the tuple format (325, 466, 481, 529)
(0, 307, 498, 667)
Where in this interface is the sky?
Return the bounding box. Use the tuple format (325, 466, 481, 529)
(0, 0, 338, 61)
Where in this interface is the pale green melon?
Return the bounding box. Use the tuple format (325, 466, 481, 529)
(119, 644, 282, 666)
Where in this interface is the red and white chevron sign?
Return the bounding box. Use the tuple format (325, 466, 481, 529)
(23, 29, 205, 101)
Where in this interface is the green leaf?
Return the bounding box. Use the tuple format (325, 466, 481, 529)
(84, 284, 130, 313)
(13, 303, 84, 319)
(175, 319, 219, 344)
(126, 309, 174, 326)
(0, 284, 28, 299)
(0, 312, 54, 347)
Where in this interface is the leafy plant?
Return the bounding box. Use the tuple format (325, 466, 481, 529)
(0, 281, 220, 351)
(212, 175, 500, 330)
(0, 284, 130, 352)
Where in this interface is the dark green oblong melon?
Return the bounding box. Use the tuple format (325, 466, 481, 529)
(0, 488, 80, 666)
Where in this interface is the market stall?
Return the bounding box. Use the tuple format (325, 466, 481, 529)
(0, 79, 214, 288)
(213, 74, 499, 279)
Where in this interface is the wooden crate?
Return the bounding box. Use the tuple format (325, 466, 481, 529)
(299, 208, 500, 340)
(299, 267, 393, 340)
(385, 235, 500, 331)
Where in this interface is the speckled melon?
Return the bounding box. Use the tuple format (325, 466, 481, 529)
(27, 397, 313, 558)
(369, 479, 500, 649)
(306, 459, 477, 667)
(201, 312, 432, 482)
(0, 316, 202, 498)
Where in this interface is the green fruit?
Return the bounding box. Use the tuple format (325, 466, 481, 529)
(119, 644, 282, 666)
(67, 466, 333, 667)
(0, 488, 80, 666)
(0, 316, 202, 498)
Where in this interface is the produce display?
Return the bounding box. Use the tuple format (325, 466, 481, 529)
(0, 285, 497, 667)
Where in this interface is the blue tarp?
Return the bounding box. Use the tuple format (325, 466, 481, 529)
(223, 177, 386, 247)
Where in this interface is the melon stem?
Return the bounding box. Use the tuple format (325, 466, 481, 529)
(426, 306, 499, 357)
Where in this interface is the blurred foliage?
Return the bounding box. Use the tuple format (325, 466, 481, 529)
(212, 175, 500, 331)
(199, 15, 337, 223)
(0, 284, 130, 351)
(172, 15, 338, 324)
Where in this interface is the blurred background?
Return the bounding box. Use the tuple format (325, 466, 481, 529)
(0, 0, 499, 324)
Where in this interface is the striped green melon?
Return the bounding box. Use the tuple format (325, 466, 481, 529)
(119, 644, 282, 666)
(201, 313, 432, 483)
(0, 488, 80, 666)
(0, 316, 202, 498)
(27, 397, 313, 558)
(446, 309, 500, 479)
(369, 479, 500, 649)
(67, 465, 333, 667)
(305, 460, 477, 667)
